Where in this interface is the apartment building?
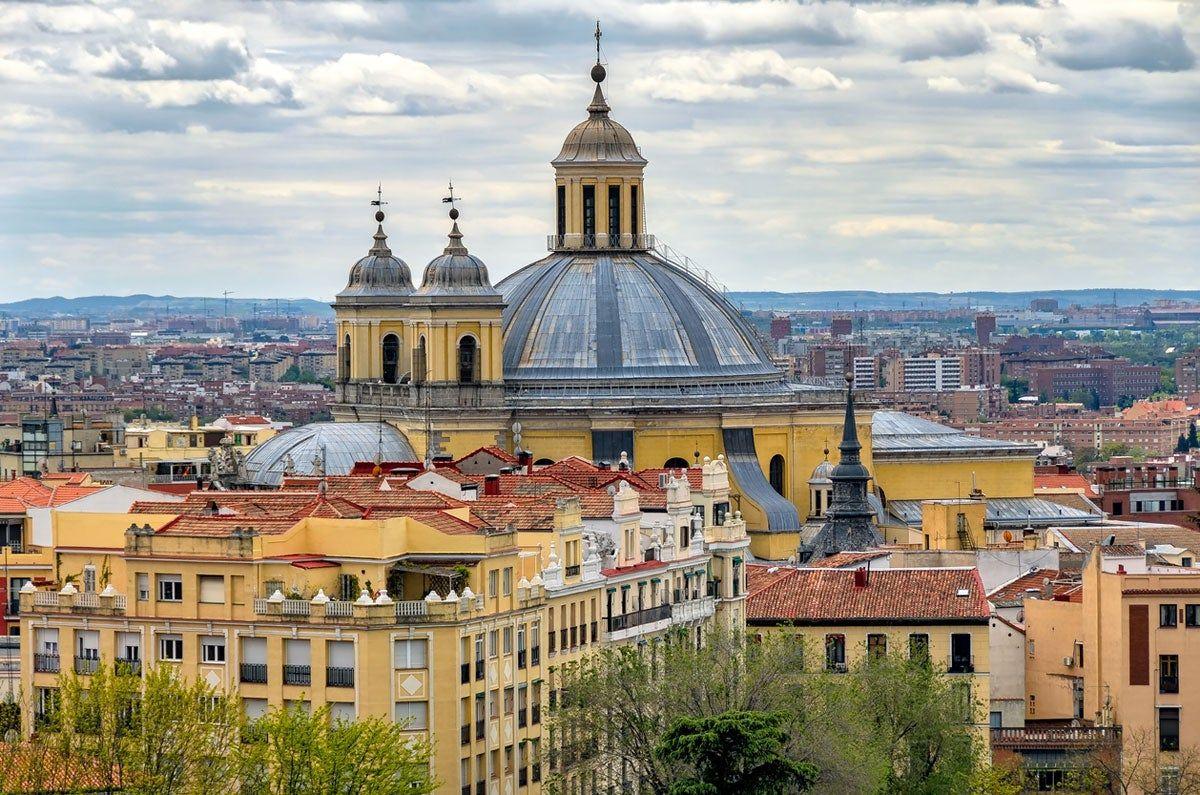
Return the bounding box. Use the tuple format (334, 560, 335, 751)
(18, 458, 749, 794)
(746, 564, 992, 746)
(1176, 350, 1200, 395)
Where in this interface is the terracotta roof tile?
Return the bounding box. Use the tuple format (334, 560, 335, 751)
(747, 565, 990, 623)
(986, 569, 1064, 606)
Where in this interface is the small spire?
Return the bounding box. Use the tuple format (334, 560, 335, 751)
(442, 181, 468, 255)
(369, 185, 391, 256)
(588, 20, 610, 115)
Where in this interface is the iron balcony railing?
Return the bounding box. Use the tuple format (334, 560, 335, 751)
(282, 664, 311, 686)
(948, 656, 975, 674)
(546, 233, 656, 251)
(326, 666, 354, 688)
(990, 726, 1122, 751)
(115, 657, 141, 676)
(606, 603, 671, 633)
(74, 655, 99, 675)
(34, 653, 59, 673)
(240, 663, 268, 684)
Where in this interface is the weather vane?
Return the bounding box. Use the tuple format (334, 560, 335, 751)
(595, 20, 602, 63)
(371, 183, 387, 209)
(441, 181, 461, 211)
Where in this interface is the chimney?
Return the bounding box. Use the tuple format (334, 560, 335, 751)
(484, 474, 500, 497)
(1041, 577, 1053, 599)
(853, 568, 868, 588)
(517, 450, 533, 475)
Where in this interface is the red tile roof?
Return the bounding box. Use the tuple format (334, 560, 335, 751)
(746, 565, 989, 624)
(808, 550, 893, 569)
(986, 569, 1064, 606)
(456, 445, 520, 465)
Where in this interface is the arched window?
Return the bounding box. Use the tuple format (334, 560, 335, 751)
(534, 458, 555, 466)
(339, 334, 351, 381)
(381, 334, 400, 384)
(457, 336, 479, 384)
(664, 457, 689, 470)
(768, 454, 785, 496)
(412, 336, 427, 385)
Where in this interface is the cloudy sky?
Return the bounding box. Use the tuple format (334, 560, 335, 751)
(0, 0, 1197, 301)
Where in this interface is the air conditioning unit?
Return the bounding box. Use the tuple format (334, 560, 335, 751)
(1063, 656, 1075, 667)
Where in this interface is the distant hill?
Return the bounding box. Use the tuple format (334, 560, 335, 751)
(4, 288, 1199, 320)
(0, 294, 334, 320)
(725, 289, 1200, 312)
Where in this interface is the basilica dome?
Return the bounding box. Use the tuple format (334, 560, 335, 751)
(497, 252, 788, 399)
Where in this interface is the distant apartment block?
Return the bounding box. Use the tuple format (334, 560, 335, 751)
(900, 355, 962, 392)
(1029, 359, 1161, 405)
(1176, 350, 1200, 394)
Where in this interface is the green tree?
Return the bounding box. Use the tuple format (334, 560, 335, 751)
(1189, 422, 1199, 450)
(239, 700, 438, 794)
(1000, 376, 1029, 404)
(654, 710, 818, 794)
(1177, 434, 1190, 454)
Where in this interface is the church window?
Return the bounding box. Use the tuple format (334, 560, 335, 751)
(607, 185, 621, 243)
(381, 334, 400, 384)
(768, 455, 785, 496)
(630, 185, 639, 237)
(582, 185, 596, 240)
(556, 185, 566, 237)
(458, 336, 480, 385)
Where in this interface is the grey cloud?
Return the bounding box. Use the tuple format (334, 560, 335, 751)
(1042, 17, 1195, 72)
(82, 22, 252, 81)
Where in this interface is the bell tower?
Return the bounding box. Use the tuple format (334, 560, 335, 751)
(550, 23, 650, 252)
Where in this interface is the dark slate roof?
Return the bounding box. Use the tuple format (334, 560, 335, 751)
(871, 411, 1038, 455)
(496, 252, 784, 395)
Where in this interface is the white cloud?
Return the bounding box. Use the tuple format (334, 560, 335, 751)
(1036, 1, 1195, 72)
(630, 49, 851, 103)
(927, 64, 1061, 95)
(830, 215, 986, 238)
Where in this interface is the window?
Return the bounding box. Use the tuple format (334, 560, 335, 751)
(457, 336, 479, 384)
(502, 567, 512, 597)
(489, 629, 499, 659)
(825, 634, 846, 672)
(768, 455, 785, 496)
(157, 574, 183, 602)
(630, 185, 639, 237)
(555, 185, 566, 237)
(340, 333, 351, 381)
(381, 334, 400, 385)
(607, 184, 620, 242)
(488, 569, 498, 597)
(1161, 604, 1179, 627)
(198, 575, 224, 604)
(1160, 654, 1179, 694)
(1186, 604, 1200, 627)
(394, 639, 428, 669)
(412, 336, 427, 385)
(201, 636, 226, 664)
(867, 633, 887, 660)
(950, 633, 973, 673)
(503, 627, 513, 655)
(1160, 707, 1180, 751)
(909, 633, 930, 663)
(136, 573, 150, 601)
(159, 634, 183, 662)
(989, 711, 1002, 729)
(395, 701, 428, 730)
(582, 185, 595, 238)
(82, 565, 96, 593)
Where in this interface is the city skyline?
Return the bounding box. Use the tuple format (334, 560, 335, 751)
(1, 0, 1197, 301)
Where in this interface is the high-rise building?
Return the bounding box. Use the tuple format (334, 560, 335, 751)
(975, 313, 996, 346)
(1176, 349, 1200, 394)
(902, 355, 963, 392)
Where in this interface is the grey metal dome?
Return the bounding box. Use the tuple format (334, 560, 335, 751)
(337, 217, 413, 299)
(497, 251, 785, 397)
(809, 458, 835, 485)
(242, 422, 417, 487)
(416, 219, 499, 297)
(552, 84, 646, 167)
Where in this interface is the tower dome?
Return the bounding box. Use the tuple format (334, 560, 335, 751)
(416, 208, 498, 297)
(336, 209, 413, 300)
(553, 83, 646, 167)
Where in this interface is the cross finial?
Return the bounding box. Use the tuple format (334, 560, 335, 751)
(441, 180, 460, 211)
(595, 20, 602, 63)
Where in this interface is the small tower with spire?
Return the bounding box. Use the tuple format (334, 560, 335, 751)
(550, 22, 650, 252)
(799, 373, 881, 562)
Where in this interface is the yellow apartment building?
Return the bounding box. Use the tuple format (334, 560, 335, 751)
(746, 563, 992, 748)
(115, 414, 280, 483)
(19, 465, 748, 794)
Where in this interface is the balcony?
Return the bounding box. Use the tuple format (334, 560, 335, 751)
(547, 233, 656, 252)
(991, 726, 1122, 752)
(282, 664, 311, 686)
(74, 656, 99, 675)
(252, 597, 434, 625)
(115, 658, 142, 677)
(565, 564, 581, 577)
(517, 649, 526, 669)
(33, 653, 59, 673)
(672, 596, 716, 624)
(531, 647, 540, 666)
(240, 663, 268, 684)
(948, 656, 975, 674)
(26, 589, 126, 616)
(326, 666, 354, 688)
(606, 603, 672, 641)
